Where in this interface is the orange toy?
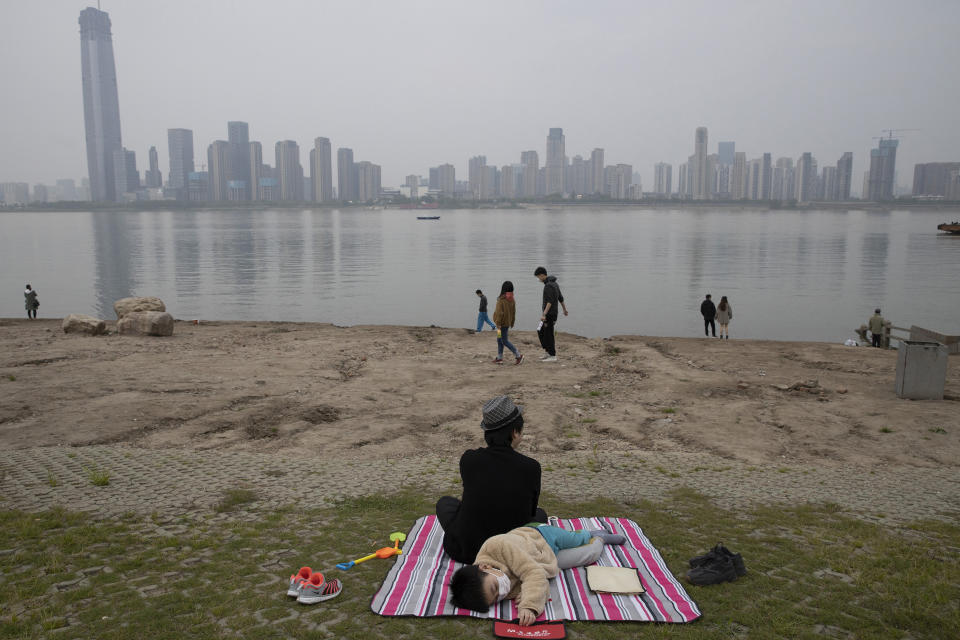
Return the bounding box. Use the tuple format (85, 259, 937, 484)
(336, 531, 406, 570)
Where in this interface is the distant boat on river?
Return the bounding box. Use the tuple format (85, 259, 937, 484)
(416, 215, 440, 220)
(937, 222, 960, 234)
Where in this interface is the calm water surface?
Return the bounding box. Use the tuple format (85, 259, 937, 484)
(2, 207, 959, 342)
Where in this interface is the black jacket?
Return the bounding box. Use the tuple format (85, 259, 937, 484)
(700, 299, 716, 319)
(441, 446, 542, 564)
(541, 276, 564, 321)
(478, 294, 488, 313)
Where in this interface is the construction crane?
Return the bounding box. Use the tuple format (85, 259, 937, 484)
(872, 128, 920, 141)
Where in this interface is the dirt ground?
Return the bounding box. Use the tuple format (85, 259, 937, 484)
(0, 319, 957, 470)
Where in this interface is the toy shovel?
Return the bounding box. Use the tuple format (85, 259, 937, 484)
(336, 532, 406, 570)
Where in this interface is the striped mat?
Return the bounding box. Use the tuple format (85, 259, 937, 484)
(370, 515, 701, 623)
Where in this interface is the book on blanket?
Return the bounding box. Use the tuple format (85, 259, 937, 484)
(586, 566, 645, 594)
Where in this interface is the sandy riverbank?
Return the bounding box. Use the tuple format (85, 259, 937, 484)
(1, 319, 956, 471)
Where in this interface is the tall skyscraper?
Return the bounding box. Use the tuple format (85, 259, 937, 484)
(677, 163, 688, 197)
(79, 7, 123, 202)
(356, 161, 381, 202)
(520, 151, 538, 197)
(796, 152, 815, 201)
(717, 142, 735, 166)
(469, 155, 487, 199)
(867, 138, 898, 201)
(227, 122, 250, 199)
(167, 128, 194, 198)
(759, 153, 772, 200)
(275, 140, 303, 201)
(144, 146, 162, 188)
(654, 163, 673, 196)
(911, 161, 960, 197)
(310, 137, 333, 203)
(337, 148, 356, 201)
(692, 127, 708, 200)
(821, 166, 838, 201)
(112, 148, 138, 200)
(436, 163, 455, 197)
(249, 141, 263, 200)
(836, 152, 853, 201)
(208, 141, 230, 201)
(545, 128, 565, 195)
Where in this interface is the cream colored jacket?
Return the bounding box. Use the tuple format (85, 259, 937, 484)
(474, 526, 558, 615)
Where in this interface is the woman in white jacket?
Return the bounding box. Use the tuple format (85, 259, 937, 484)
(716, 296, 732, 339)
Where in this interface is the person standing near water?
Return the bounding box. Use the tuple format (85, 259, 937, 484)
(24, 284, 39, 319)
(492, 281, 523, 365)
(700, 294, 716, 338)
(476, 289, 496, 333)
(868, 308, 885, 348)
(716, 296, 733, 339)
(534, 266, 567, 362)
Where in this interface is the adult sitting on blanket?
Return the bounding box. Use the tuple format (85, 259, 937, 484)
(435, 395, 547, 564)
(450, 524, 625, 625)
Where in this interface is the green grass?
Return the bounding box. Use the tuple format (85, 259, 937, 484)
(929, 427, 947, 434)
(82, 466, 110, 487)
(661, 407, 677, 414)
(879, 427, 894, 434)
(6, 375, 14, 381)
(214, 488, 258, 512)
(1, 490, 957, 639)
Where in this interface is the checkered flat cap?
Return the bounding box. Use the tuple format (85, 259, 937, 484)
(481, 395, 524, 431)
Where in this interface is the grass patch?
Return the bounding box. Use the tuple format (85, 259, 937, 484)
(879, 427, 894, 433)
(588, 390, 606, 397)
(83, 466, 110, 487)
(214, 488, 257, 512)
(661, 407, 677, 414)
(929, 427, 947, 434)
(580, 418, 597, 424)
(6, 375, 14, 381)
(1, 490, 957, 639)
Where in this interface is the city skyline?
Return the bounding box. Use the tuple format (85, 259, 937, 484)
(1, 1, 959, 191)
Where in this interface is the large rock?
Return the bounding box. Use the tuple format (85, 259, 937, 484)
(117, 311, 174, 337)
(61, 314, 107, 336)
(114, 296, 166, 320)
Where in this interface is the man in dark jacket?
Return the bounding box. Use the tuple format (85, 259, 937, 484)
(700, 294, 717, 337)
(534, 266, 568, 362)
(476, 289, 496, 332)
(436, 395, 547, 564)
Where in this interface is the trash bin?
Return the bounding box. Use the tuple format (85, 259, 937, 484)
(895, 341, 948, 400)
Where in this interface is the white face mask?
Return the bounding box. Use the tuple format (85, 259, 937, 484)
(490, 569, 511, 601)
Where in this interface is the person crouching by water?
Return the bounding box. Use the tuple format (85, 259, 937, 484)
(716, 296, 732, 339)
(435, 395, 547, 564)
(492, 281, 524, 365)
(868, 308, 885, 348)
(24, 284, 39, 319)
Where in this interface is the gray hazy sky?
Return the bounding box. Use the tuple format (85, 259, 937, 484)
(2, 0, 959, 191)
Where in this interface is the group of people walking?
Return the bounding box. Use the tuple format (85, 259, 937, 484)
(700, 293, 733, 339)
(475, 266, 568, 365)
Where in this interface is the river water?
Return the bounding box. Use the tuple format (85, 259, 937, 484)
(2, 206, 958, 342)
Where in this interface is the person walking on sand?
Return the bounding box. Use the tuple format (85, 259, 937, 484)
(868, 308, 885, 348)
(24, 284, 39, 319)
(435, 395, 547, 564)
(700, 294, 716, 338)
(534, 266, 567, 362)
(492, 281, 523, 365)
(476, 289, 496, 333)
(716, 296, 733, 339)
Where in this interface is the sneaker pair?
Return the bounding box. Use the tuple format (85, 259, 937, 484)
(286, 567, 343, 604)
(686, 543, 746, 586)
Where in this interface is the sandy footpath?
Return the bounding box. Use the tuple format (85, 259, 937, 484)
(1, 319, 958, 521)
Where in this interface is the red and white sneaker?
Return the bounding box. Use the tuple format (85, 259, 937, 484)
(287, 566, 313, 597)
(298, 576, 342, 604)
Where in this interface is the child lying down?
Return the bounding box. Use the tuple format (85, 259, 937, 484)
(449, 523, 625, 625)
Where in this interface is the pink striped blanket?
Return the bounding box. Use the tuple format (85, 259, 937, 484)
(370, 515, 701, 623)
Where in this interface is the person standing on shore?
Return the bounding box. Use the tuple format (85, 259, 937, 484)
(492, 281, 523, 365)
(700, 294, 716, 338)
(716, 296, 733, 339)
(868, 308, 885, 348)
(534, 266, 567, 362)
(24, 284, 39, 319)
(435, 395, 547, 564)
(476, 289, 496, 333)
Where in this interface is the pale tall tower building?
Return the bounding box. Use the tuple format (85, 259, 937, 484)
(868, 139, 897, 201)
(227, 122, 250, 199)
(436, 164, 455, 196)
(337, 148, 356, 201)
(836, 152, 853, 200)
(112, 148, 138, 200)
(249, 142, 263, 200)
(654, 163, 673, 196)
(356, 161, 381, 202)
(545, 128, 566, 195)
(731, 152, 747, 199)
(310, 137, 333, 203)
(677, 164, 688, 197)
(167, 128, 194, 198)
(520, 151, 538, 197)
(692, 127, 708, 200)
(275, 140, 303, 201)
(795, 152, 815, 201)
(469, 155, 487, 199)
(79, 7, 124, 202)
(207, 141, 230, 201)
(590, 148, 604, 194)
(144, 146, 162, 188)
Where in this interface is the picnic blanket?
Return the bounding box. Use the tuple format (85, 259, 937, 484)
(371, 515, 701, 623)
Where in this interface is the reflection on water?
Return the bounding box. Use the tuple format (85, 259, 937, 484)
(2, 207, 959, 341)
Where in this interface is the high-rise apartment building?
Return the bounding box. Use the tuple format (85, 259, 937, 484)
(309, 137, 334, 203)
(692, 127, 708, 200)
(867, 138, 898, 201)
(759, 153, 772, 200)
(1, 183, 30, 205)
(569, 155, 587, 195)
(227, 122, 250, 200)
(912, 162, 960, 197)
(275, 141, 303, 201)
(79, 7, 124, 202)
(677, 164, 688, 197)
(208, 141, 230, 201)
(795, 152, 816, 201)
(717, 141, 735, 166)
(520, 151, 538, 197)
(249, 142, 263, 200)
(356, 161, 381, 202)
(589, 148, 604, 195)
(468, 155, 487, 199)
(500, 165, 516, 199)
(337, 148, 356, 201)
(545, 128, 565, 195)
(731, 152, 746, 199)
(436, 164, 455, 197)
(654, 163, 672, 196)
(144, 146, 162, 188)
(836, 152, 853, 201)
(112, 148, 138, 200)
(167, 128, 194, 197)
(821, 166, 838, 202)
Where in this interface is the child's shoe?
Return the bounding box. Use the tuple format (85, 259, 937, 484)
(298, 575, 342, 604)
(287, 566, 313, 597)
